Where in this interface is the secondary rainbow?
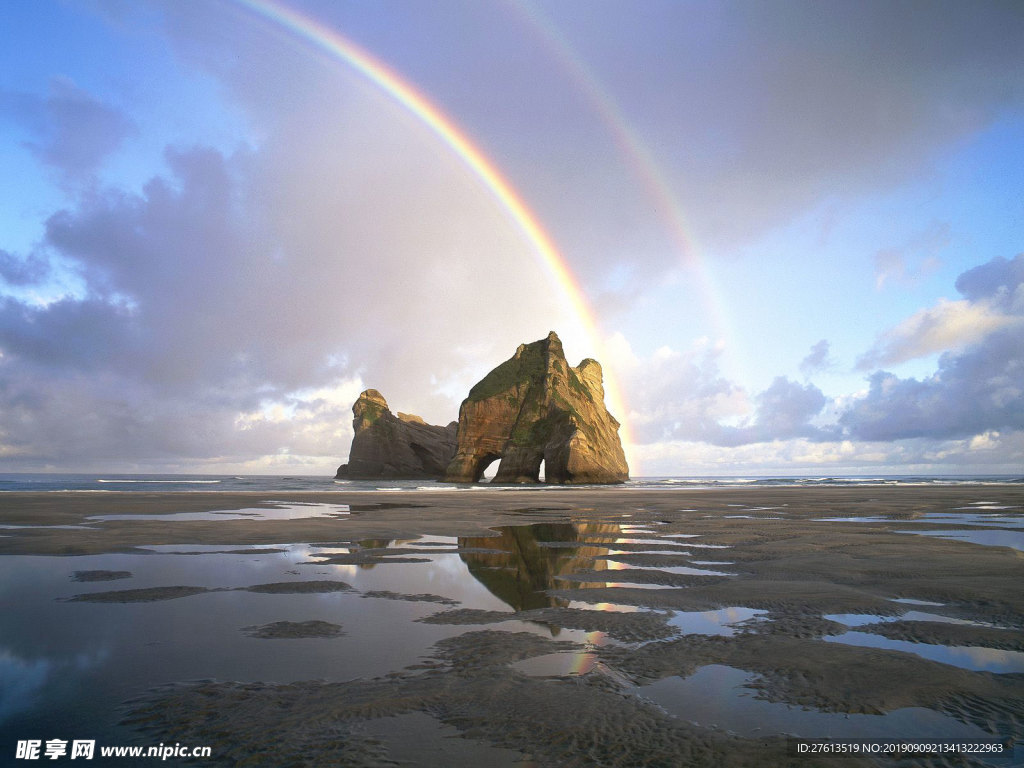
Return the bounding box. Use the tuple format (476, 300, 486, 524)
(231, 0, 635, 459)
(511, 0, 745, 377)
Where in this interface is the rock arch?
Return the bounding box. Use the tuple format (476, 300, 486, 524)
(443, 332, 628, 485)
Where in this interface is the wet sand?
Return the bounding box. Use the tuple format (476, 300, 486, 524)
(1, 486, 1022, 766)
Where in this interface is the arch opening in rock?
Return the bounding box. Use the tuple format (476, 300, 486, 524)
(474, 453, 502, 483)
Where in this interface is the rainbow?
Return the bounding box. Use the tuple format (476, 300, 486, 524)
(509, 1, 742, 373)
(230, 0, 636, 461)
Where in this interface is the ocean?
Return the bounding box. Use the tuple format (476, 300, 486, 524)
(0, 472, 1020, 493)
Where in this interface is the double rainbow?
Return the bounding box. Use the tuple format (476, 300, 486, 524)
(232, 0, 635, 459)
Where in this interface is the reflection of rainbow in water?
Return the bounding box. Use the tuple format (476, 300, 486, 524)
(570, 633, 604, 675)
(230, 0, 635, 461)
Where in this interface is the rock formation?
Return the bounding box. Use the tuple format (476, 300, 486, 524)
(334, 390, 457, 480)
(443, 331, 629, 484)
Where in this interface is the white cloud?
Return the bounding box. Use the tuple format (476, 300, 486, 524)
(858, 298, 1017, 368)
(633, 431, 1024, 477)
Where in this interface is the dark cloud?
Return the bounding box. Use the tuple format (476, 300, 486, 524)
(134, 0, 1024, 303)
(750, 377, 827, 439)
(0, 250, 49, 286)
(470, 0, 1024, 269)
(840, 328, 1024, 441)
(0, 296, 139, 373)
(714, 377, 832, 447)
(841, 255, 1024, 441)
(0, 93, 575, 468)
(0, 79, 135, 181)
(955, 253, 1024, 307)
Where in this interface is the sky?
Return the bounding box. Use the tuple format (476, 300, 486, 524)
(0, 0, 1022, 477)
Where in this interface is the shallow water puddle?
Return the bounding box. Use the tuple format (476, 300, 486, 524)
(511, 651, 602, 677)
(896, 528, 1024, 551)
(636, 665, 1002, 742)
(610, 537, 692, 547)
(559, 579, 682, 590)
(12, 511, 1017, 761)
(593, 559, 732, 577)
(811, 510, 1024, 551)
(825, 611, 988, 628)
(918, 514, 1024, 528)
(510, 650, 638, 685)
(0, 526, 634, 748)
(822, 632, 1024, 673)
(822, 613, 1024, 673)
(141, 543, 296, 554)
(823, 634, 1024, 675)
(816, 511, 1024, 528)
(5, 521, 716, 732)
(889, 597, 945, 606)
(566, 600, 643, 613)
(668, 607, 766, 636)
(0, 524, 97, 530)
(690, 560, 735, 565)
(88, 502, 353, 522)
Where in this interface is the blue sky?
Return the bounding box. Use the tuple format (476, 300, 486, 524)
(0, 0, 1021, 475)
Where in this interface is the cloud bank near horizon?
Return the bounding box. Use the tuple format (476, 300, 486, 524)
(616, 253, 1024, 471)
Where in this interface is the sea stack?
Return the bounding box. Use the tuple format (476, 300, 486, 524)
(443, 331, 629, 484)
(334, 390, 457, 480)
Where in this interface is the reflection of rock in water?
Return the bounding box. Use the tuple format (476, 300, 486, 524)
(459, 523, 619, 610)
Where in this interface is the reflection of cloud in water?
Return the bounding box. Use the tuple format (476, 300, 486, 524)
(958, 645, 1024, 670)
(823, 632, 1024, 673)
(0, 649, 107, 722)
(897, 528, 1024, 552)
(668, 608, 766, 636)
(142, 544, 292, 554)
(825, 611, 988, 627)
(89, 504, 352, 523)
(0, 651, 49, 721)
(638, 665, 999, 742)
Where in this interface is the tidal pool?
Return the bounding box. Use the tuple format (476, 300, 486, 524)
(822, 632, 1024, 673)
(896, 528, 1024, 551)
(667, 607, 766, 636)
(812, 509, 1024, 551)
(87, 502, 352, 522)
(2, 509, 1020, 766)
(0, 521, 675, 754)
(637, 665, 1008, 743)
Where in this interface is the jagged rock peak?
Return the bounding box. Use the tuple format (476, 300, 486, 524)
(444, 331, 629, 485)
(352, 389, 389, 429)
(335, 390, 457, 480)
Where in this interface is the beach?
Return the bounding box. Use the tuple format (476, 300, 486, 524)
(1, 485, 1022, 766)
